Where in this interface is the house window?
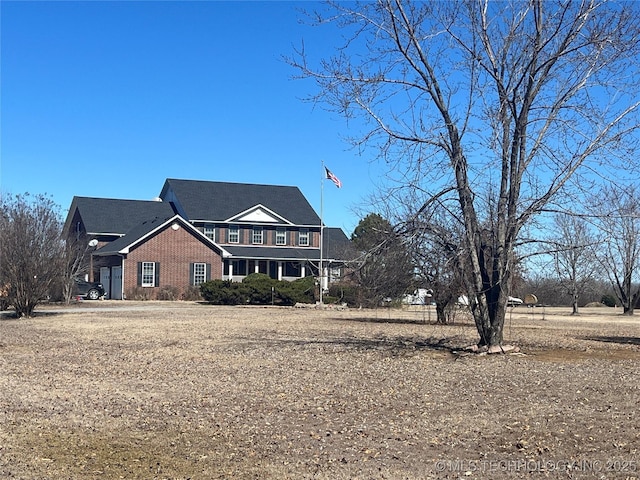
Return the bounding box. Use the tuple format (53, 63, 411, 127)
(330, 267, 341, 281)
(204, 226, 215, 240)
(232, 259, 246, 276)
(252, 226, 263, 244)
(193, 263, 206, 285)
(298, 229, 309, 246)
(276, 227, 286, 245)
(141, 262, 156, 287)
(228, 225, 239, 243)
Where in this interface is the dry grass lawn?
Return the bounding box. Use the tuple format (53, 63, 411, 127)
(1, 302, 639, 479)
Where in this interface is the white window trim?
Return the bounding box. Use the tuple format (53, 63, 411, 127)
(299, 229, 309, 246)
(252, 226, 263, 245)
(193, 262, 206, 286)
(276, 228, 287, 246)
(204, 226, 215, 240)
(142, 262, 155, 287)
(228, 225, 239, 244)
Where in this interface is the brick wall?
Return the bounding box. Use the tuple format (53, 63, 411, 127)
(125, 222, 222, 299)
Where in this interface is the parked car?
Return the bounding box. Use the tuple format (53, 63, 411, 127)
(457, 294, 524, 307)
(73, 277, 105, 300)
(507, 296, 524, 307)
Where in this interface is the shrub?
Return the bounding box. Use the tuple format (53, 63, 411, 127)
(277, 276, 316, 305)
(157, 285, 180, 301)
(182, 285, 202, 301)
(322, 295, 340, 305)
(328, 283, 362, 307)
(601, 294, 617, 307)
(200, 280, 248, 305)
(200, 275, 319, 306)
(126, 287, 154, 301)
(242, 273, 276, 304)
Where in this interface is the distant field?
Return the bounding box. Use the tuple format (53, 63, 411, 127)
(1, 302, 639, 479)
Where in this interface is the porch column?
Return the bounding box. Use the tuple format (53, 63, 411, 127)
(301, 263, 306, 278)
(277, 262, 283, 281)
(228, 261, 233, 281)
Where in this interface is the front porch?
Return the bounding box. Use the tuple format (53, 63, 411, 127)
(223, 259, 317, 282)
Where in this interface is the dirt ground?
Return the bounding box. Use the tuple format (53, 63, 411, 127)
(1, 302, 639, 479)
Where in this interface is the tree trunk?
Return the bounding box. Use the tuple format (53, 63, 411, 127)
(471, 292, 507, 347)
(571, 288, 580, 315)
(435, 303, 447, 324)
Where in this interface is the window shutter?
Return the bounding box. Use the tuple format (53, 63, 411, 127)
(155, 262, 160, 287)
(296, 230, 300, 245)
(189, 263, 194, 286)
(206, 263, 212, 281)
(137, 262, 142, 286)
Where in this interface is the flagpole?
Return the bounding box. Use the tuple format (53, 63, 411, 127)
(319, 161, 325, 306)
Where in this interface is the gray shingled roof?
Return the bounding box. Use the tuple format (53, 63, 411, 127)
(66, 197, 176, 236)
(94, 215, 227, 256)
(223, 246, 321, 261)
(160, 179, 321, 226)
(64, 182, 353, 262)
(93, 215, 175, 255)
(323, 227, 356, 261)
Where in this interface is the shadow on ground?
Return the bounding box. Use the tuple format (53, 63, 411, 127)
(0, 309, 70, 320)
(229, 334, 462, 355)
(578, 335, 640, 346)
(331, 315, 475, 327)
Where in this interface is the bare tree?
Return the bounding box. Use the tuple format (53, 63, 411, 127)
(0, 194, 65, 317)
(400, 198, 466, 324)
(291, 0, 640, 347)
(60, 233, 94, 303)
(550, 213, 599, 314)
(593, 186, 640, 315)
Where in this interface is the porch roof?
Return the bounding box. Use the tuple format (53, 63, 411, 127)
(223, 246, 321, 261)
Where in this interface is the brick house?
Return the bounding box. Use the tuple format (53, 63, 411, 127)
(64, 179, 353, 300)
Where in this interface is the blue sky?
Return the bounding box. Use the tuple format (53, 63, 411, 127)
(1, 1, 381, 235)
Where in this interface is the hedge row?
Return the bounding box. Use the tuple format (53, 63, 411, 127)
(199, 273, 316, 306)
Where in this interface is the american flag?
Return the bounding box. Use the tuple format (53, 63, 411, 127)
(325, 166, 342, 188)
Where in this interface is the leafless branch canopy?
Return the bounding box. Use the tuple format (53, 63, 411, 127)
(290, 0, 640, 345)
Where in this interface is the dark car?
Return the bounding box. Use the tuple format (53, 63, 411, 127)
(73, 278, 105, 300)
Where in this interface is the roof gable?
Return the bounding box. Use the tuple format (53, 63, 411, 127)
(159, 179, 321, 226)
(94, 215, 228, 257)
(227, 204, 290, 224)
